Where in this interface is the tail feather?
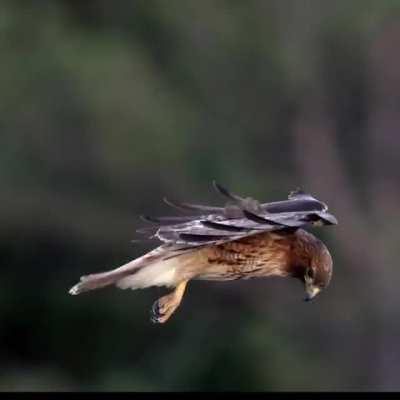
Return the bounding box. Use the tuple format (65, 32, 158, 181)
(69, 271, 121, 295)
(68, 246, 168, 295)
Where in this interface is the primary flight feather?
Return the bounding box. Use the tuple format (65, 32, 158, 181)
(69, 182, 338, 323)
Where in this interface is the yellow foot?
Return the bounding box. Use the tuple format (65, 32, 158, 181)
(150, 281, 188, 324)
(150, 294, 178, 324)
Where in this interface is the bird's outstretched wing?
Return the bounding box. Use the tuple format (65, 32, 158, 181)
(138, 182, 338, 248)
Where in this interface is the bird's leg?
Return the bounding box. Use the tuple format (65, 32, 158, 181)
(150, 280, 188, 324)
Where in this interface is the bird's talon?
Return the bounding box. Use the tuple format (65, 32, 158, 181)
(150, 299, 166, 323)
(152, 300, 160, 316)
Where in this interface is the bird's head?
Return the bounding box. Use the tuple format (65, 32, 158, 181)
(303, 243, 333, 302)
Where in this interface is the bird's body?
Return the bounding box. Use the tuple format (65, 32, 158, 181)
(116, 231, 292, 290)
(69, 183, 337, 323)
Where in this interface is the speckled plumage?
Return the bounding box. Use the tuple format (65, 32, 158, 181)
(69, 182, 337, 323)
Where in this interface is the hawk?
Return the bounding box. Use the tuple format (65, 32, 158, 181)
(69, 182, 337, 324)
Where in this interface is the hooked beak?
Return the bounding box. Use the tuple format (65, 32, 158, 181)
(304, 285, 321, 302)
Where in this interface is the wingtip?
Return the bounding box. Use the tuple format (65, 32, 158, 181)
(163, 196, 172, 206)
(140, 215, 158, 224)
(325, 213, 338, 225)
(212, 181, 240, 201)
(162, 197, 188, 212)
(212, 180, 223, 194)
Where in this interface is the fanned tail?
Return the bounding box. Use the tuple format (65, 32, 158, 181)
(69, 270, 123, 295)
(68, 247, 169, 295)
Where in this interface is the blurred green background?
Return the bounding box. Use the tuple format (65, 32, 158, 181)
(1, 0, 400, 391)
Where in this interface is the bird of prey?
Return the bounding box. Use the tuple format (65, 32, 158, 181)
(69, 182, 337, 324)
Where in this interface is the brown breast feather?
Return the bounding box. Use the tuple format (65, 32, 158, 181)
(195, 231, 295, 281)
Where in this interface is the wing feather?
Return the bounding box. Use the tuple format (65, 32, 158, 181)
(200, 220, 249, 232)
(140, 215, 201, 225)
(163, 197, 224, 214)
(136, 183, 338, 249)
(241, 209, 286, 226)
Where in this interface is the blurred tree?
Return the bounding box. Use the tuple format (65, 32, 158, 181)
(1, 0, 400, 391)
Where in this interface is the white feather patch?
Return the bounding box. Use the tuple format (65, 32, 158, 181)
(116, 258, 178, 290)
